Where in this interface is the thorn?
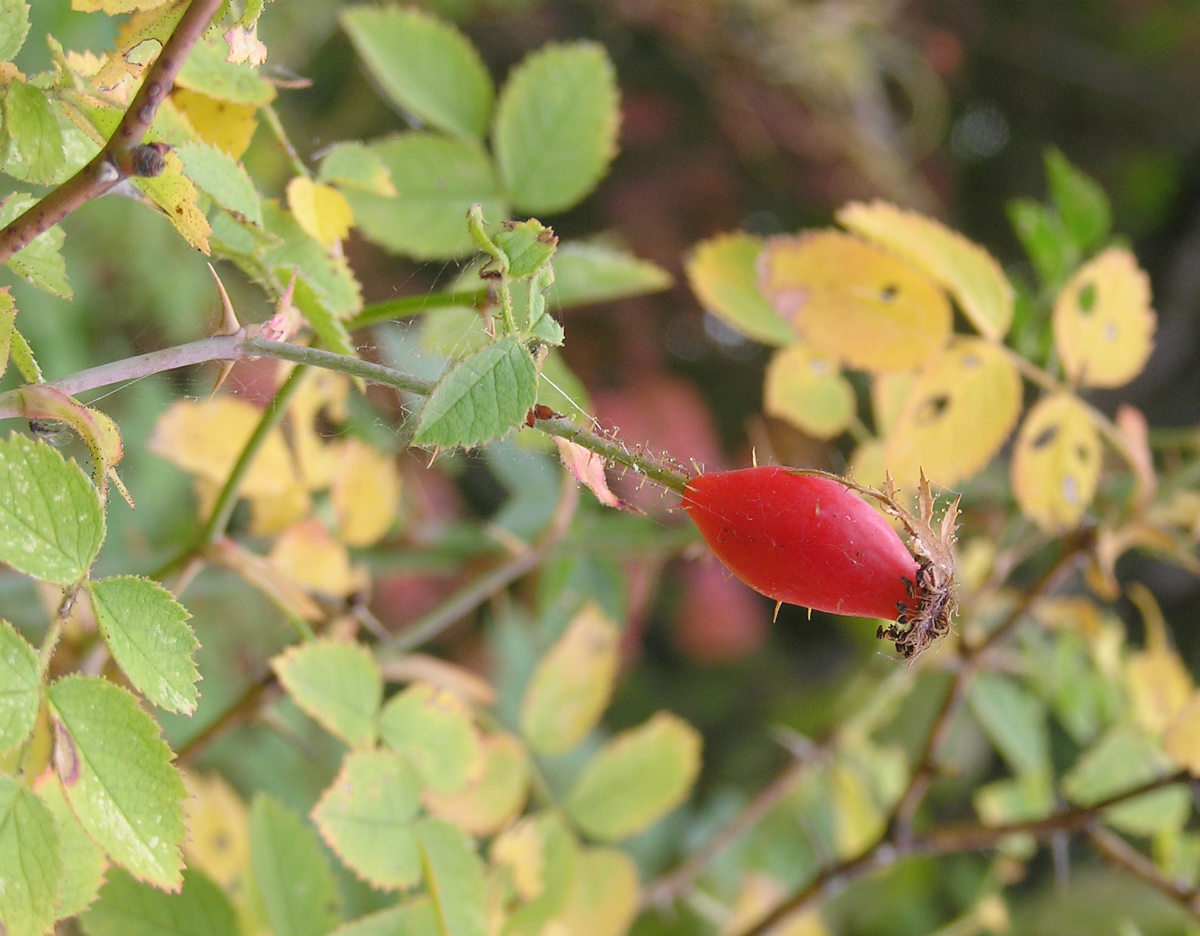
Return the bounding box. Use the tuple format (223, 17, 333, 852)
(207, 264, 242, 396)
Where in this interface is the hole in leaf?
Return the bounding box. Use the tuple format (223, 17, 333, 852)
(1062, 475, 1079, 504)
(916, 394, 950, 423)
(1077, 281, 1096, 312)
(1103, 321, 1118, 341)
(962, 353, 981, 369)
(1032, 425, 1058, 448)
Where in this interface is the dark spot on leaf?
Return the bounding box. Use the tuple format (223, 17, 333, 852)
(1078, 281, 1096, 312)
(1076, 444, 1090, 462)
(916, 394, 950, 423)
(880, 283, 899, 301)
(1032, 425, 1058, 448)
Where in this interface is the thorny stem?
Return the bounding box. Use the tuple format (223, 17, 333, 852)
(346, 289, 491, 331)
(0, 0, 224, 263)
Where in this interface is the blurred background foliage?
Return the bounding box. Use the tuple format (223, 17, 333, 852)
(6, 2, 1200, 933)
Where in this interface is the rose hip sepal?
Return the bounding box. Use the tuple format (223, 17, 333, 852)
(681, 466, 959, 659)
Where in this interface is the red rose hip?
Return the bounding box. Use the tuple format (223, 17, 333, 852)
(682, 466, 919, 620)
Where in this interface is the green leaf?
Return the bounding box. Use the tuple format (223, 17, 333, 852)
(685, 232, 794, 346)
(318, 141, 395, 195)
(333, 899, 441, 936)
(494, 42, 619, 214)
(1007, 197, 1074, 287)
(273, 639, 382, 748)
(565, 712, 702, 842)
(414, 336, 538, 449)
(36, 775, 107, 918)
(520, 604, 619, 755)
(0, 291, 13, 380)
(378, 682, 482, 793)
(312, 750, 423, 889)
(79, 868, 237, 936)
(0, 192, 71, 298)
(493, 218, 558, 279)
(415, 818, 487, 936)
(262, 202, 362, 319)
(0, 619, 39, 753)
(249, 795, 342, 936)
(344, 132, 505, 260)
(1045, 148, 1111, 252)
(3, 80, 64, 185)
(176, 32, 276, 105)
(293, 276, 358, 358)
(549, 242, 672, 308)
(88, 576, 199, 715)
(0, 433, 105, 585)
(0, 1, 30, 61)
(0, 777, 60, 936)
(340, 5, 493, 139)
(47, 675, 185, 889)
(966, 673, 1051, 776)
(177, 141, 263, 226)
(973, 771, 1055, 826)
(1062, 727, 1190, 837)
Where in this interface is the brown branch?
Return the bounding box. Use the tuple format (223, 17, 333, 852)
(0, 0, 224, 264)
(1088, 825, 1200, 921)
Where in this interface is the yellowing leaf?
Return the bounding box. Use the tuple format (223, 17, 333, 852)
(332, 439, 402, 547)
(1053, 248, 1154, 388)
(883, 337, 1022, 487)
(1011, 394, 1101, 531)
(723, 875, 829, 936)
(183, 771, 249, 890)
(520, 604, 620, 756)
(134, 152, 211, 253)
(758, 231, 951, 372)
(424, 733, 530, 837)
(268, 519, 364, 598)
(287, 177, 354, 249)
(1126, 583, 1193, 735)
(171, 88, 258, 158)
(286, 367, 350, 491)
(72, 0, 174, 12)
(248, 483, 312, 536)
(150, 397, 298, 497)
(837, 200, 1014, 340)
(1164, 692, 1200, 776)
(763, 343, 856, 439)
(685, 232, 794, 346)
(830, 759, 884, 857)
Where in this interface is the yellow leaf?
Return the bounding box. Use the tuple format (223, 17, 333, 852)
(332, 439, 402, 547)
(1126, 583, 1193, 735)
(150, 397, 297, 497)
(424, 734, 530, 837)
(1053, 248, 1154, 388)
(883, 337, 1022, 487)
(208, 538, 323, 621)
(763, 343, 856, 439)
(134, 152, 211, 253)
(287, 368, 350, 491)
(248, 484, 312, 536)
(287, 176, 354, 249)
(520, 604, 620, 756)
(172, 88, 258, 158)
(837, 200, 1014, 340)
(758, 231, 951, 372)
(182, 771, 249, 890)
(1011, 394, 1101, 531)
(685, 232, 794, 346)
(268, 519, 364, 598)
(73, 0, 175, 17)
(1165, 692, 1200, 775)
(93, 2, 187, 96)
(848, 439, 888, 491)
